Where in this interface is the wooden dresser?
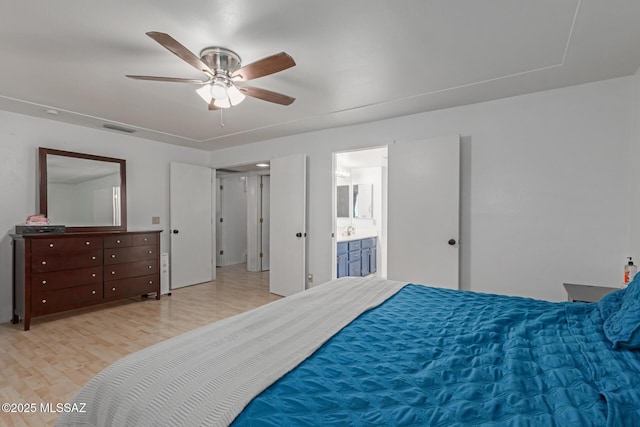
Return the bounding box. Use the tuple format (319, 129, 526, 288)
(12, 230, 162, 330)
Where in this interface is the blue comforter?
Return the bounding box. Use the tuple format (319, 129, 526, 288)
(232, 285, 640, 426)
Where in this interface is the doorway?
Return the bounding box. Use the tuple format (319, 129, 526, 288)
(333, 136, 461, 288)
(334, 147, 388, 279)
(216, 167, 270, 272)
(213, 153, 307, 297)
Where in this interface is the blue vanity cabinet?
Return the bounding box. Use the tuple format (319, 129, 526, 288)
(361, 247, 371, 276)
(337, 242, 348, 278)
(348, 240, 362, 277)
(361, 237, 377, 276)
(369, 245, 377, 274)
(337, 237, 377, 278)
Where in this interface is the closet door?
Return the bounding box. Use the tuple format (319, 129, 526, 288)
(388, 135, 460, 289)
(270, 153, 306, 296)
(170, 162, 215, 289)
(260, 175, 271, 271)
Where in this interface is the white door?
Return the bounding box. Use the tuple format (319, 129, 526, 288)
(387, 135, 460, 289)
(219, 175, 248, 266)
(270, 153, 306, 296)
(170, 162, 215, 289)
(260, 175, 271, 271)
(215, 177, 224, 267)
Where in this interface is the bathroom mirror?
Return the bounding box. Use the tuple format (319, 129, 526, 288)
(39, 147, 127, 231)
(353, 184, 373, 219)
(336, 185, 350, 218)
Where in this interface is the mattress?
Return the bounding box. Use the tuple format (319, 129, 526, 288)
(57, 279, 640, 426)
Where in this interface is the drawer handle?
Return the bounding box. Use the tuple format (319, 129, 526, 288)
(144, 238, 148, 242)
(42, 280, 47, 285)
(111, 271, 116, 275)
(41, 261, 47, 265)
(112, 287, 116, 291)
(92, 273, 96, 277)
(111, 254, 116, 258)
(49, 243, 54, 248)
(148, 251, 153, 254)
(85, 241, 90, 245)
(116, 239, 121, 244)
(92, 256, 96, 260)
(148, 265, 152, 269)
(91, 290, 96, 295)
(42, 299, 47, 304)
(149, 280, 153, 284)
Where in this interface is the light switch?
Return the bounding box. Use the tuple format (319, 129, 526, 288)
(152, 216, 160, 225)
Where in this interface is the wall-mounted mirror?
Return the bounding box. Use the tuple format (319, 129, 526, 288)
(353, 184, 373, 219)
(39, 147, 127, 232)
(336, 185, 350, 218)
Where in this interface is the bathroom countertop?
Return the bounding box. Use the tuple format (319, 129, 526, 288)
(336, 234, 377, 243)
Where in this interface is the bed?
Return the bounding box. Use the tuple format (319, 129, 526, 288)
(56, 276, 640, 426)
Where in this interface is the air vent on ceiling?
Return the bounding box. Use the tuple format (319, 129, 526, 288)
(103, 123, 136, 134)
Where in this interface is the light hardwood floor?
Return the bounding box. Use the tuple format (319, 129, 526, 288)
(0, 264, 280, 427)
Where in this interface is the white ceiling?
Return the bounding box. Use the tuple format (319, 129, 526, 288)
(1, 0, 640, 152)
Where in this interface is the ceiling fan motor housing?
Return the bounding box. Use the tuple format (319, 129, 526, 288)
(199, 47, 241, 76)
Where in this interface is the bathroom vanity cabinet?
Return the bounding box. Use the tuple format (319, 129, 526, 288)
(337, 236, 377, 278)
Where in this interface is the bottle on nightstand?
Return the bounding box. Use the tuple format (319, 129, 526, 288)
(624, 257, 637, 286)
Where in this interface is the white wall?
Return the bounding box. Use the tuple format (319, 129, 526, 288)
(630, 68, 640, 264)
(209, 77, 634, 302)
(0, 110, 209, 322)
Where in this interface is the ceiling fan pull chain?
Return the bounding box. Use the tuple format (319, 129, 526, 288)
(219, 109, 224, 128)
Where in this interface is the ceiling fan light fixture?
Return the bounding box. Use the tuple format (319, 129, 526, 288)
(214, 96, 232, 109)
(196, 85, 213, 103)
(227, 84, 246, 106)
(211, 80, 228, 100)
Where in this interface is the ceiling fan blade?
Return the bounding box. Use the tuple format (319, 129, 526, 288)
(208, 101, 221, 111)
(240, 85, 295, 106)
(126, 75, 207, 84)
(146, 31, 213, 75)
(231, 52, 295, 82)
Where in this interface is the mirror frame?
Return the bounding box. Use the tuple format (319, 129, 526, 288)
(38, 147, 127, 232)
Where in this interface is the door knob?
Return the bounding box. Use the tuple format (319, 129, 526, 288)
(172, 229, 179, 234)
(448, 239, 456, 246)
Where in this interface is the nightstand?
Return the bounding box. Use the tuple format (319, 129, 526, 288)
(562, 282, 620, 303)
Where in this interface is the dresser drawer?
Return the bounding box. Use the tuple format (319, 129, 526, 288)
(32, 266, 103, 292)
(104, 259, 158, 280)
(132, 233, 157, 246)
(31, 283, 102, 316)
(31, 237, 103, 253)
(104, 235, 133, 248)
(104, 274, 159, 300)
(104, 245, 156, 265)
(31, 249, 103, 273)
(348, 250, 361, 261)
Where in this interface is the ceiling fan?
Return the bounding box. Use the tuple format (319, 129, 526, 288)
(126, 32, 296, 110)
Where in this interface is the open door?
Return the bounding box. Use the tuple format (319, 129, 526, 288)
(387, 135, 460, 289)
(270, 153, 306, 296)
(170, 162, 215, 289)
(260, 175, 271, 271)
(215, 177, 224, 267)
